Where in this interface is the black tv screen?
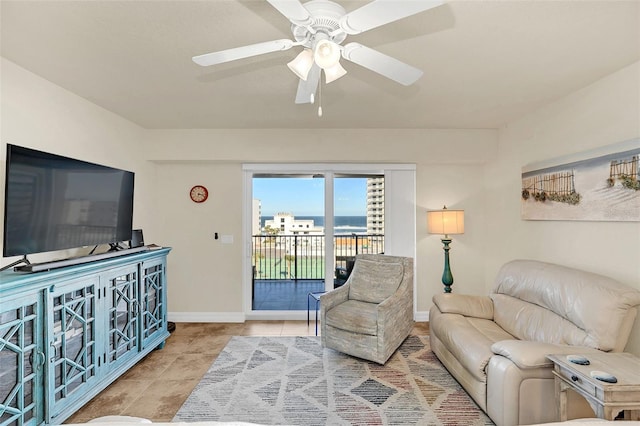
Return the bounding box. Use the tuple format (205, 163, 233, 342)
(3, 144, 134, 257)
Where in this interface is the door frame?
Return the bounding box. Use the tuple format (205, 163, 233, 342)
(242, 163, 416, 320)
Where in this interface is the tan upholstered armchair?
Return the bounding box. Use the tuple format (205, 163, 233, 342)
(320, 254, 414, 364)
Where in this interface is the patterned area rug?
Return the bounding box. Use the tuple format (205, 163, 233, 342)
(173, 335, 493, 425)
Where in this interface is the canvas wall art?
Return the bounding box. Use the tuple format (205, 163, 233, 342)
(521, 139, 640, 221)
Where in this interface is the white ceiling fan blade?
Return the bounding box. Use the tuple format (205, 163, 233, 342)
(340, 0, 444, 35)
(266, 0, 311, 24)
(295, 64, 320, 104)
(342, 43, 423, 86)
(193, 39, 294, 66)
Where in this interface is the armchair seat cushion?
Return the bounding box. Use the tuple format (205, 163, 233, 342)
(325, 299, 378, 336)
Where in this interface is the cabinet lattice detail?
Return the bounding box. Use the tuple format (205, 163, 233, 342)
(50, 285, 97, 404)
(0, 248, 170, 426)
(0, 302, 40, 426)
(108, 271, 139, 363)
(142, 264, 164, 340)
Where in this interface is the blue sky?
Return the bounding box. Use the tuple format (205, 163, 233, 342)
(253, 177, 367, 217)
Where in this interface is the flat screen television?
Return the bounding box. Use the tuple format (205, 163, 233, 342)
(3, 144, 134, 257)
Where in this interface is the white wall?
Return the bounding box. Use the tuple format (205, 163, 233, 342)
(484, 61, 640, 354)
(4, 55, 638, 354)
(0, 58, 157, 263)
(1, 58, 495, 321)
(146, 130, 496, 319)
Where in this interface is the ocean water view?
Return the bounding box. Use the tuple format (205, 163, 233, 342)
(261, 215, 368, 234)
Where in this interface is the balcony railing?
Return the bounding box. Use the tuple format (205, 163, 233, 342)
(251, 234, 384, 281)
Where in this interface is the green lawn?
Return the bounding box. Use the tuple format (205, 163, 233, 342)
(254, 256, 326, 280)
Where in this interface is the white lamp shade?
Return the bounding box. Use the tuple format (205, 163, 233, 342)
(314, 39, 341, 69)
(427, 209, 464, 236)
(323, 62, 347, 83)
(287, 49, 314, 81)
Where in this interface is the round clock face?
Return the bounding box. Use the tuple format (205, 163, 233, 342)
(189, 185, 208, 203)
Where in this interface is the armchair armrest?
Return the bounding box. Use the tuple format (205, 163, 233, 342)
(319, 284, 349, 312)
(432, 293, 494, 320)
(491, 340, 604, 369)
(377, 281, 413, 327)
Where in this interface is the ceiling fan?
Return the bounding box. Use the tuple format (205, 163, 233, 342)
(193, 0, 443, 105)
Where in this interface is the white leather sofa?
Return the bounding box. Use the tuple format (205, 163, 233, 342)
(429, 259, 640, 426)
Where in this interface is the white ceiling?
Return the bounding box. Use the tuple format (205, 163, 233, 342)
(1, 0, 639, 130)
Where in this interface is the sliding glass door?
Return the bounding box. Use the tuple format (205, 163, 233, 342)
(333, 176, 384, 286)
(243, 164, 414, 319)
(251, 175, 326, 311)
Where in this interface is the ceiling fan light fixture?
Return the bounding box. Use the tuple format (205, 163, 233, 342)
(323, 62, 347, 83)
(314, 39, 341, 69)
(287, 48, 314, 80)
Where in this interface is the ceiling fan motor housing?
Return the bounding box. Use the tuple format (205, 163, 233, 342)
(291, 0, 347, 48)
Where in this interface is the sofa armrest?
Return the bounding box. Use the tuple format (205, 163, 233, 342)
(432, 293, 493, 319)
(491, 340, 604, 369)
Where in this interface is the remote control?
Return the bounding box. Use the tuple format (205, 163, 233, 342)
(590, 371, 617, 383)
(567, 355, 590, 365)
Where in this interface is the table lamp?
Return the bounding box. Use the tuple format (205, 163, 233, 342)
(427, 206, 465, 293)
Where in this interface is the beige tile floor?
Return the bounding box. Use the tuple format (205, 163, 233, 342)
(65, 320, 430, 424)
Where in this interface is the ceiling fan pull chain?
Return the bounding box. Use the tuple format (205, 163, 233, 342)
(318, 75, 323, 117)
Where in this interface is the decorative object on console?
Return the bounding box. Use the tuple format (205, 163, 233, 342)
(427, 206, 464, 293)
(130, 229, 145, 248)
(189, 185, 208, 203)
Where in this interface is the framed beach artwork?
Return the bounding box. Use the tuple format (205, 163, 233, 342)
(521, 138, 640, 221)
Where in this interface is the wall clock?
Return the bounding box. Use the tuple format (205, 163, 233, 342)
(189, 185, 208, 203)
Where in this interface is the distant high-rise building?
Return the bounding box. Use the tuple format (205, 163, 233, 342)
(367, 177, 384, 234)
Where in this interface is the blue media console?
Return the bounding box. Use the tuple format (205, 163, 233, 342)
(0, 247, 171, 426)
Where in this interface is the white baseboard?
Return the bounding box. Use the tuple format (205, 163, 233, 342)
(168, 312, 246, 323)
(169, 310, 430, 323)
(246, 311, 311, 321)
(414, 310, 429, 322)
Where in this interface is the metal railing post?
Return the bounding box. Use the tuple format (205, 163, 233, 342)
(251, 234, 384, 281)
(294, 235, 298, 282)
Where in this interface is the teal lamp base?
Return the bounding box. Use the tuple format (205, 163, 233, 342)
(441, 238, 454, 293)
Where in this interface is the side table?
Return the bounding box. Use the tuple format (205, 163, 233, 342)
(547, 352, 640, 421)
(307, 291, 326, 336)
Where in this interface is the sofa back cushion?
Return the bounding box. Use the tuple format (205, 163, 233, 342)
(348, 256, 404, 304)
(491, 259, 640, 351)
(491, 294, 593, 347)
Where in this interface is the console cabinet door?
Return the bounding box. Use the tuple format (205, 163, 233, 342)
(140, 258, 167, 349)
(103, 265, 140, 370)
(0, 292, 44, 426)
(46, 277, 99, 422)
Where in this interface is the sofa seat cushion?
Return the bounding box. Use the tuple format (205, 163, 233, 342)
(431, 312, 514, 381)
(325, 300, 378, 336)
